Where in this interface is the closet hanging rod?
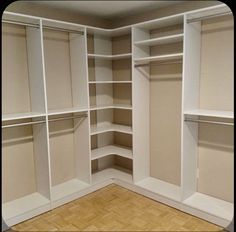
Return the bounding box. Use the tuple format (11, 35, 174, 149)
(187, 11, 232, 23)
(48, 114, 87, 123)
(184, 118, 234, 126)
(135, 60, 182, 68)
(2, 19, 84, 35)
(2, 120, 46, 129)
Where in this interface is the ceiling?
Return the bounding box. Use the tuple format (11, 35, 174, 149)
(25, 1, 183, 19)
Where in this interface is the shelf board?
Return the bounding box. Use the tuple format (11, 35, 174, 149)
(183, 192, 234, 221)
(91, 145, 132, 160)
(90, 123, 132, 135)
(90, 104, 132, 111)
(2, 112, 46, 121)
(51, 179, 90, 201)
(92, 166, 133, 185)
(135, 34, 184, 46)
(134, 53, 183, 65)
(184, 109, 234, 119)
(89, 81, 132, 84)
(2, 192, 50, 220)
(48, 107, 88, 116)
(88, 53, 132, 60)
(135, 177, 181, 202)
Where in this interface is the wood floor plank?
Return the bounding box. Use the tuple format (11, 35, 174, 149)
(12, 184, 225, 231)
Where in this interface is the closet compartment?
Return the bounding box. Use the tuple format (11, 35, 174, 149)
(89, 83, 132, 109)
(87, 28, 132, 82)
(48, 112, 90, 206)
(2, 16, 46, 120)
(182, 7, 233, 223)
(90, 108, 132, 135)
(2, 117, 50, 226)
(133, 15, 183, 66)
(91, 131, 133, 183)
(42, 20, 88, 115)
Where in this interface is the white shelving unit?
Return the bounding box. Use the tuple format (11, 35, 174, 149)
(2, 4, 234, 228)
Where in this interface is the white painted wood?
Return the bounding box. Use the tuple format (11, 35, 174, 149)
(136, 177, 181, 201)
(69, 29, 88, 109)
(132, 27, 150, 183)
(134, 53, 183, 65)
(90, 123, 132, 135)
(184, 109, 234, 119)
(89, 81, 132, 84)
(51, 179, 90, 201)
(26, 26, 46, 114)
(181, 17, 201, 201)
(2, 112, 46, 121)
(183, 192, 234, 221)
(48, 107, 88, 116)
(135, 34, 183, 46)
(2, 193, 50, 222)
(90, 104, 132, 111)
(32, 123, 51, 199)
(91, 145, 132, 160)
(88, 53, 132, 60)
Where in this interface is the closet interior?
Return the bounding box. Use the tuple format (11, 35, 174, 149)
(2, 4, 234, 228)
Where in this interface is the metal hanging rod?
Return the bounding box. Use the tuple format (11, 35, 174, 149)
(2, 19, 84, 35)
(184, 118, 234, 126)
(48, 114, 87, 123)
(187, 11, 232, 23)
(135, 60, 182, 68)
(2, 120, 46, 129)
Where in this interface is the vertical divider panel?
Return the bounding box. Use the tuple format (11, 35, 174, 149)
(132, 27, 150, 183)
(181, 16, 201, 201)
(38, 19, 52, 200)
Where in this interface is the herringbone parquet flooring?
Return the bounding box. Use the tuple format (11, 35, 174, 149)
(12, 184, 225, 231)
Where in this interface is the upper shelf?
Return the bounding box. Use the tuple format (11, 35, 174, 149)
(184, 109, 234, 119)
(90, 104, 132, 111)
(2, 112, 46, 122)
(134, 53, 183, 65)
(47, 107, 88, 116)
(88, 53, 132, 60)
(134, 34, 184, 47)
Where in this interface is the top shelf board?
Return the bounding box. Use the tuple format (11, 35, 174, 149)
(184, 109, 234, 119)
(135, 34, 183, 47)
(88, 53, 132, 60)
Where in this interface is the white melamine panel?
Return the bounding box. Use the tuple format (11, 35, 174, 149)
(91, 145, 132, 160)
(88, 53, 132, 60)
(90, 123, 132, 135)
(184, 109, 234, 119)
(2, 112, 46, 122)
(136, 177, 181, 202)
(132, 27, 150, 183)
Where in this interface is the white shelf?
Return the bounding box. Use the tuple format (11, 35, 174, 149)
(90, 123, 132, 135)
(183, 192, 234, 221)
(135, 34, 184, 46)
(2, 193, 50, 220)
(2, 112, 46, 121)
(135, 177, 181, 202)
(48, 107, 88, 116)
(184, 109, 234, 119)
(92, 166, 133, 185)
(91, 145, 132, 160)
(51, 179, 90, 202)
(88, 53, 132, 60)
(134, 53, 183, 65)
(90, 104, 132, 111)
(89, 81, 132, 84)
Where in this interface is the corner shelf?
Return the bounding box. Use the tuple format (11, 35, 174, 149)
(184, 109, 234, 119)
(91, 145, 132, 160)
(89, 81, 132, 84)
(90, 104, 132, 111)
(134, 53, 183, 65)
(134, 34, 184, 46)
(135, 177, 181, 202)
(183, 192, 234, 221)
(90, 123, 132, 135)
(88, 53, 132, 60)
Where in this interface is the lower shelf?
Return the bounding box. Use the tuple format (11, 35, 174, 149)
(135, 177, 181, 202)
(51, 179, 90, 201)
(92, 166, 133, 185)
(2, 192, 50, 220)
(183, 192, 234, 221)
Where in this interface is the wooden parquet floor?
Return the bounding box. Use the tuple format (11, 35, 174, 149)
(12, 184, 225, 231)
